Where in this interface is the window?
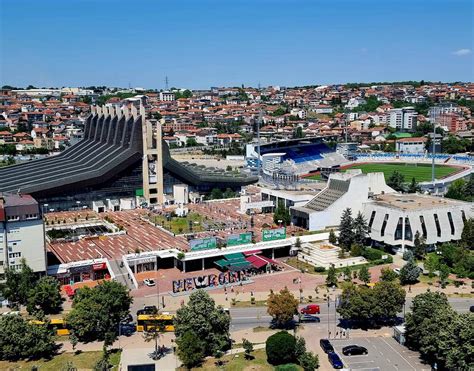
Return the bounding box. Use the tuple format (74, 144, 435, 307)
(461, 210, 466, 224)
(434, 214, 441, 238)
(381, 214, 389, 237)
(405, 217, 413, 241)
(368, 211, 376, 228)
(419, 215, 427, 238)
(447, 212, 455, 235)
(8, 252, 21, 258)
(395, 217, 403, 240)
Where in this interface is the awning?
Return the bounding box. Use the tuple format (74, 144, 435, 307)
(243, 250, 262, 257)
(228, 261, 251, 271)
(215, 259, 230, 268)
(259, 256, 279, 265)
(246, 255, 268, 269)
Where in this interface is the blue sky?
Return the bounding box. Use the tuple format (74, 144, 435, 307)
(1, 0, 472, 89)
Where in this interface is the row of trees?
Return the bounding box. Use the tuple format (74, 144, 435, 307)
(266, 331, 318, 370)
(405, 291, 473, 370)
(338, 208, 369, 250)
(445, 175, 474, 202)
(386, 171, 421, 193)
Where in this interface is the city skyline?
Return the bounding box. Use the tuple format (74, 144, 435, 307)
(1, 0, 473, 89)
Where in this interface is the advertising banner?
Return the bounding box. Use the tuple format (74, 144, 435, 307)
(189, 237, 217, 251)
(227, 232, 252, 246)
(262, 227, 286, 242)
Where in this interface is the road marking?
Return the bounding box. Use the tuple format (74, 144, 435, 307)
(380, 338, 416, 371)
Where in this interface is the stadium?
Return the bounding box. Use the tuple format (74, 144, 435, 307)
(0, 105, 258, 210)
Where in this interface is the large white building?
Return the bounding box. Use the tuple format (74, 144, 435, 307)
(395, 137, 427, 154)
(388, 107, 418, 132)
(0, 194, 47, 279)
(364, 193, 473, 251)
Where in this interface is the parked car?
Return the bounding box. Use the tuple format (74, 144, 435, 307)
(320, 339, 334, 354)
(300, 304, 320, 315)
(342, 345, 368, 356)
(393, 268, 401, 275)
(121, 314, 133, 323)
(328, 352, 344, 369)
(470, 305, 474, 313)
(137, 305, 158, 316)
(119, 323, 136, 336)
(299, 314, 320, 323)
(144, 278, 156, 287)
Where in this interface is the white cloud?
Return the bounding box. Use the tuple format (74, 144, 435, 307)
(452, 48, 472, 56)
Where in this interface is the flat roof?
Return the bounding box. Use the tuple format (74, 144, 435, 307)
(370, 193, 469, 211)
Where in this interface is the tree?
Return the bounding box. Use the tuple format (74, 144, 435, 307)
(273, 200, 291, 226)
(186, 137, 198, 147)
(387, 170, 405, 192)
(337, 284, 374, 322)
(67, 281, 132, 348)
(328, 229, 337, 244)
(460, 218, 474, 248)
(338, 208, 354, 250)
(325, 264, 338, 287)
(294, 336, 307, 361)
(442, 313, 474, 370)
(266, 331, 296, 365)
(403, 249, 414, 261)
(343, 266, 352, 282)
(298, 351, 319, 371)
(399, 258, 420, 285)
(293, 126, 304, 139)
(445, 178, 467, 201)
(267, 287, 299, 328)
(412, 235, 426, 258)
(27, 276, 64, 315)
(353, 211, 369, 246)
(424, 254, 439, 278)
(0, 314, 57, 361)
(438, 264, 450, 288)
(3, 259, 36, 307)
(143, 321, 165, 359)
(358, 265, 371, 284)
(210, 188, 223, 200)
(174, 290, 230, 357)
(408, 177, 421, 193)
(242, 338, 254, 360)
(371, 281, 406, 318)
(380, 267, 398, 282)
(176, 331, 205, 369)
(294, 237, 302, 250)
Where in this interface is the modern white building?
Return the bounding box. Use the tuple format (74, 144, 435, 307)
(291, 171, 396, 230)
(395, 137, 427, 154)
(388, 108, 418, 132)
(159, 91, 175, 101)
(0, 194, 47, 279)
(364, 193, 473, 252)
(345, 97, 367, 109)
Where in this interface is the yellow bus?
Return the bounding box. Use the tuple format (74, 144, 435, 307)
(136, 313, 175, 332)
(30, 318, 70, 336)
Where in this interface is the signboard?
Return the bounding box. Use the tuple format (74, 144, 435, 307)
(190, 237, 217, 251)
(173, 271, 247, 293)
(262, 227, 286, 242)
(92, 262, 107, 271)
(242, 200, 274, 211)
(227, 232, 252, 247)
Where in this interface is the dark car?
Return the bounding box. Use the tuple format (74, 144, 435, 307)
(342, 345, 368, 356)
(328, 352, 344, 369)
(320, 339, 334, 354)
(137, 305, 158, 316)
(119, 323, 136, 336)
(121, 314, 133, 323)
(470, 305, 474, 313)
(299, 314, 320, 323)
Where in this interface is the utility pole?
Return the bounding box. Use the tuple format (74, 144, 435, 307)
(165, 76, 169, 91)
(257, 109, 263, 177)
(431, 114, 437, 185)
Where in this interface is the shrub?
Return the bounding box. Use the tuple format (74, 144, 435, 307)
(350, 244, 364, 257)
(403, 250, 414, 261)
(298, 351, 319, 371)
(275, 364, 300, 371)
(314, 266, 326, 273)
(266, 331, 296, 365)
(362, 248, 383, 261)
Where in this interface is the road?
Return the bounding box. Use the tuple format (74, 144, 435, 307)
(229, 297, 473, 331)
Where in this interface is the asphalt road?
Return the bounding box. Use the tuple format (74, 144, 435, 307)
(229, 297, 473, 331)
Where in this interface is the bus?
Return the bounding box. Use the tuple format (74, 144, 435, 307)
(30, 318, 70, 336)
(136, 313, 175, 332)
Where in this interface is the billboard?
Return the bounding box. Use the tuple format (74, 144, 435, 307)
(227, 232, 252, 247)
(262, 227, 286, 242)
(190, 237, 217, 251)
(172, 271, 247, 293)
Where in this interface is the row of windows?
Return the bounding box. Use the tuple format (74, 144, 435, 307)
(6, 214, 39, 221)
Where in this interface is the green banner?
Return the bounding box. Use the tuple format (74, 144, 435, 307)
(227, 232, 252, 246)
(262, 227, 286, 242)
(190, 237, 217, 251)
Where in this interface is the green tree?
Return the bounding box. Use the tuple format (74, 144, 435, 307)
(293, 126, 304, 139)
(387, 170, 405, 192)
(186, 137, 198, 147)
(371, 281, 406, 318)
(438, 264, 450, 288)
(358, 265, 371, 284)
(272, 107, 286, 116)
(353, 211, 369, 246)
(174, 290, 231, 357)
(325, 264, 338, 287)
(267, 287, 299, 328)
(460, 218, 474, 248)
(294, 336, 307, 361)
(424, 254, 440, 278)
(67, 281, 132, 348)
(442, 313, 474, 370)
(3, 259, 36, 307)
(273, 200, 291, 226)
(210, 188, 224, 200)
(337, 284, 374, 322)
(266, 331, 296, 365)
(413, 231, 427, 259)
(27, 276, 64, 315)
(445, 178, 467, 201)
(380, 267, 398, 282)
(142, 321, 166, 359)
(338, 208, 354, 250)
(176, 331, 205, 369)
(298, 351, 319, 371)
(408, 177, 421, 193)
(343, 266, 352, 282)
(328, 229, 337, 244)
(242, 338, 254, 360)
(0, 314, 57, 361)
(399, 258, 420, 285)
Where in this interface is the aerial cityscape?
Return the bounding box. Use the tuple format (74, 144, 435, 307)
(0, 0, 473, 370)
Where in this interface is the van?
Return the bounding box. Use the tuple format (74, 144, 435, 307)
(300, 304, 320, 315)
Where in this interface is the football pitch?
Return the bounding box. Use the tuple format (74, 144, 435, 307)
(309, 163, 460, 182)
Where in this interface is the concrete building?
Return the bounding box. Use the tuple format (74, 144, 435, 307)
(0, 194, 47, 278)
(291, 171, 396, 231)
(396, 137, 427, 154)
(388, 108, 418, 132)
(364, 193, 473, 252)
(159, 91, 175, 101)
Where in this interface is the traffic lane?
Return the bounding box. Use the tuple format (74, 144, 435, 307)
(331, 337, 429, 371)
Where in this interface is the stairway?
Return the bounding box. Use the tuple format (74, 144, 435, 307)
(109, 259, 135, 290)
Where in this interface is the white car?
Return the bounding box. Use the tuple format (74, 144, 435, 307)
(393, 268, 401, 275)
(144, 278, 156, 287)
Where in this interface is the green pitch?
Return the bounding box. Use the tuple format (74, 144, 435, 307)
(309, 163, 459, 182)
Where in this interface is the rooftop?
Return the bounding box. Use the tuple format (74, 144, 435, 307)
(371, 193, 469, 211)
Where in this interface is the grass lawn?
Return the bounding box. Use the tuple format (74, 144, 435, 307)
(192, 349, 302, 371)
(151, 212, 206, 234)
(0, 350, 121, 371)
(342, 163, 458, 182)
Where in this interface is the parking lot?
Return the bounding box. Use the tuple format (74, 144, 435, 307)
(331, 337, 430, 370)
